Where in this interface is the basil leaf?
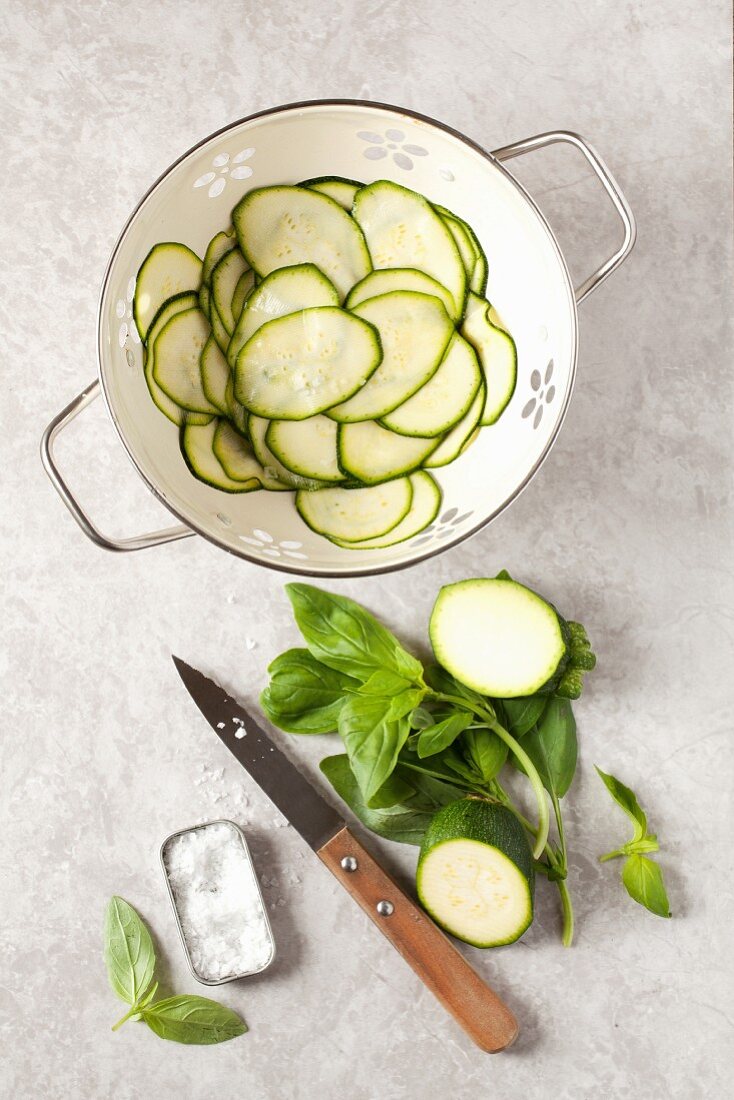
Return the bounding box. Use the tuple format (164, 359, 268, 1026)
(595, 766, 647, 841)
(260, 648, 358, 733)
(519, 697, 577, 798)
(424, 663, 492, 714)
(358, 669, 413, 696)
(462, 728, 508, 782)
(142, 995, 247, 1045)
(498, 695, 548, 737)
(338, 694, 411, 805)
(320, 755, 460, 845)
(367, 769, 416, 809)
(621, 855, 671, 918)
(417, 712, 473, 758)
(104, 897, 156, 1007)
(409, 705, 435, 730)
(387, 688, 425, 721)
(286, 584, 423, 683)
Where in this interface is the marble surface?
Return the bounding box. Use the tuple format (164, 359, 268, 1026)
(1, 1, 732, 1096)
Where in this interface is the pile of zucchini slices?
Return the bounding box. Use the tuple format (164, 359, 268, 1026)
(133, 178, 517, 549)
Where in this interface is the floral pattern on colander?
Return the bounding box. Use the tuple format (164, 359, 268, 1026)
(193, 148, 255, 198)
(357, 129, 429, 171)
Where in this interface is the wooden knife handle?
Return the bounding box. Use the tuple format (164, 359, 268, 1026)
(317, 825, 518, 1053)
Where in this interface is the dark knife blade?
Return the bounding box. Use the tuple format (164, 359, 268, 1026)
(172, 655, 344, 850)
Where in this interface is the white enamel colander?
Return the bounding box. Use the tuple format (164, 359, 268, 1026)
(42, 100, 635, 576)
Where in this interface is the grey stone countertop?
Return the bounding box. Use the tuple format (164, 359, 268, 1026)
(1, 1, 732, 1097)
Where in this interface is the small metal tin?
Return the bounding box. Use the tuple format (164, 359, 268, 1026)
(160, 818, 276, 986)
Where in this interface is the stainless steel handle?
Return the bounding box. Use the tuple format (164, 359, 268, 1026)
(40, 379, 194, 553)
(491, 130, 636, 304)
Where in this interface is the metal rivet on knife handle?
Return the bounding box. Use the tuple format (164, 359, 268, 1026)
(376, 900, 394, 917)
(341, 855, 358, 872)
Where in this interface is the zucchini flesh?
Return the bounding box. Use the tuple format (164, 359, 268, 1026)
(423, 383, 485, 468)
(266, 416, 344, 483)
(429, 578, 567, 698)
(212, 420, 267, 484)
(228, 263, 339, 369)
(328, 291, 453, 422)
(199, 334, 230, 415)
(231, 269, 254, 322)
(224, 375, 249, 437)
(198, 282, 211, 320)
(296, 478, 413, 542)
(353, 181, 466, 319)
(233, 185, 371, 300)
(248, 415, 324, 491)
(180, 420, 258, 493)
(338, 420, 440, 484)
(433, 204, 488, 296)
(202, 228, 236, 284)
(152, 308, 218, 414)
(301, 176, 361, 210)
(234, 306, 382, 420)
(133, 243, 202, 341)
(461, 293, 517, 425)
(345, 267, 455, 319)
(331, 471, 441, 549)
(211, 249, 251, 334)
(417, 801, 533, 947)
(380, 334, 481, 438)
(209, 297, 231, 354)
(144, 293, 211, 426)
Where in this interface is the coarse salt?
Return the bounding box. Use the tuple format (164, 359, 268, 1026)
(163, 821, 274, 982)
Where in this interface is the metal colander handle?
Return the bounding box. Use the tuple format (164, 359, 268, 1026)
(491, 130, 636, 304)
(40, 379, 194, 552)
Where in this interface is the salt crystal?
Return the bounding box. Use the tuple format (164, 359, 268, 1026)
(216, 722, 225, 729)
(245, 637, 257, 650)
(163, 821, 274, 982)
(235, 729, 246, 739)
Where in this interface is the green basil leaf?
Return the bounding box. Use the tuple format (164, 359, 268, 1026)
(338, 694, 411, 805)
(358, 669, 413, 696)
(366, 769, 417, 809)
(498, 695, 549, 737)
(260, 648, 358, 733)
(461, 728, 508, 782)
(423, 663, 489, 711)
(286, 584, 423, 683)
(595, 766, 647, 841)
(519, 697, 577, 798)
(387, 688, 425, 722)
(104, 897, 156, 1007)
(417, 712, 473, 758)
(142, 995, 247, 1044)
(621, 855, 671, 918)
(320, 755, 460, 845)
(409, 705, 436, 730)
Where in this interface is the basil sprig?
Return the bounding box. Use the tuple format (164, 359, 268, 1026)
(104, 897, 247, 1044)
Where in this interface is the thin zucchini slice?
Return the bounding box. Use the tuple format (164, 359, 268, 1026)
(429, 577, 568, 697)
(144, 293, 211, 426)
(353, 181, 466, 319)
(212, 420, 267, 484)
(202, 228, 236, 284)
(224, 376, 249, 437)
(417, 800, 534, 947)
(199, 335, 231, 415)
(231, 269, 254, 323)
(209, 298, 231, 354)
(211, 249, 250, 334)
(338, 420, 440, 484)
(301, 175, 361, 210)
(380, 334, 481, 438)
(233, 185, 371, 300)
(152, 307, 219, 415)
(345, 267, 455, 319)
(248, 415, 323, 491)
(296, 478, 413, 542)
(198, 282, 211, 319)
(266, 416, 344, 484)
(133, 243, 202, 341)
(471, 248, 488, 297)
(331, 471, 441, 549)
(436, 209, 476, 282)
(228, 263, 339, 369)
(433, 204, 488, 296)
(423, 383, 485, 468)
(234, 307, 382, 420)
(181, 420, 258, 493)
(328, 291, 453, 422)
(461, 293, 517, 425)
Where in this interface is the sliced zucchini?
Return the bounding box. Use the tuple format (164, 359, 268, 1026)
(417, 799, 534, 947)
(209, 298, 231, 354)
(328, 291, 453, 423)
(224, 376, 249, 437)
(199, 335, 231, 415)
(345, 267, 455, 319)
(231, 269, 254, 323)
(248, 415, 323, 491)
(433, 204, 488, 296)
(202, 228, 236, 284)
(423, 383, 485, 468)
(461, 293, 517, 425)
(296, 478, 413, 542)
(301, 175, 361, 210)
(380, 334, 481, 438)
(212, 420, 268, 484)
(266, 416, 344, 484)
(228, 263, 339, 369)
(437, 210, 476, 282)
(211, 249, 250, 334)
(338, 420, 440, 484)
(353, 181, 465, 319)
(331, 471, 441, 549)
(144, 293, 211, 426)
(234, 307, 382, 420)
(429, 578, 567, 697)
(233, 185, 371, 300)
(133, 243, 202, 341)
(181, 420, 258, 493)
(152, 307, 218, 415)
(198, 282, 211, 319)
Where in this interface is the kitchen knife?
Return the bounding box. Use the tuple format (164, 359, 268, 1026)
(173, 655, 518, 1053)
